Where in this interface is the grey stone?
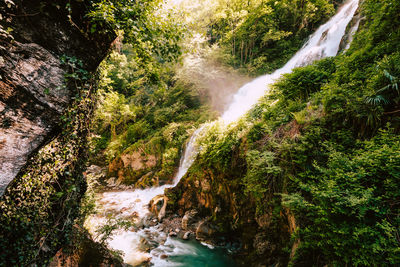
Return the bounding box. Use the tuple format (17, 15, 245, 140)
(181, 209, 199, 230)
(183, 232, 190, 240)
(0, 0, 115, 195)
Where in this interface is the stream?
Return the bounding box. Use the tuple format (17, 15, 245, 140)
(85, 0, 359, 265)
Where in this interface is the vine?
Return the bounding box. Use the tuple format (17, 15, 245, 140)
(0, 55, 99, 265)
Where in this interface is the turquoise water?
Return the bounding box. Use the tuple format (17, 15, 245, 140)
(151, 238, 236, 267)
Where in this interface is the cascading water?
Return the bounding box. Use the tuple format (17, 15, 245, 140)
(85, 127, 206, 265)
(86, 1, 359, 265)
(222, 0, 359, 124)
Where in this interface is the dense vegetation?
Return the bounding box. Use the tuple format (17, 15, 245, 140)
(181, 0, 344, 74)
(0, 54, 101, 265)
(92, 0, 351, 188)
(91, 44, 213, 186)
(0, 0, 189, 264)
(173, 0, 400, 265)
(89, 0, 217, 186)
(2, 0, 400, 266)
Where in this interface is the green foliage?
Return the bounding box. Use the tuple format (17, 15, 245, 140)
(88, 0, 183, 64)
(0, 57, 97, 265)
(365, 53, 400, 107)
(85, 0, 210, 186)
(126, 120, 151, 144)
(92, 42, 213, 184)
(196, 0, 339, 73)
(197, 122, 244, 173)
(173, 1, 400, 266)
(243, 150, 281, 202)
(96, 89, 137, 139)
(283, 129, 400, 265)
(250, 0, 400, 264)
(273, 58, 336, 101)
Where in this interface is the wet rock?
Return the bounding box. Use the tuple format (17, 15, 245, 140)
(181, 209, 199, 230)
(195, 220, 216, 241)
(183, 232, 191, 240)
(108, 151, 158, 186)
(160, 254, 168, 259)
(149, 221, 158, 227)
(141, 214, 157, 228)
(149, 195, 168, 221)
(120, 184, 128, 190)
(256, 213, 272, 229)
(86, 165, 104, 175)
(139, 237, 158, 253)
(253, 233, 276, 256)
(169, 231, 177, 237)
(141, 257, 152, 266)
(200, 179, 211, 192)
(107, 177, 116, 187)
(85, 165, 107, 184)
(120, 207, 129, 213)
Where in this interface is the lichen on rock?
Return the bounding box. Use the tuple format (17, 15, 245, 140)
(0, 0, 115, 265)
(0, 0, 115, 195)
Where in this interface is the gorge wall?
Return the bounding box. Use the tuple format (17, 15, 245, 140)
(0, 0, 114, 195)
(0, 0, 115, 265)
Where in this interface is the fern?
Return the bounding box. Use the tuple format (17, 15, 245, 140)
(365, 71, 399, 106)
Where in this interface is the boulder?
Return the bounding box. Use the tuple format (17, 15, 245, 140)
(149, 195, 168, 221)
(253, 233, 276, 256)
(183, 232, 191, 240)
(195, 220, 216, 241)
(139, 237, 157, 253)
(181, 209, 199, 230)
(169, 231, 177, 237)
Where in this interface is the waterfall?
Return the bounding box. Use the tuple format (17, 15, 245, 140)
(84, 127, 206, 265)
(221, 0, 359, 124)
(86, 1, 359, 265)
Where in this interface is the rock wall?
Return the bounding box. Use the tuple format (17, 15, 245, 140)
(0, 0, 115, 265)
(0, 0, 115, 195)
(108, 150, 160, 187)
(166, 165, 293, 266)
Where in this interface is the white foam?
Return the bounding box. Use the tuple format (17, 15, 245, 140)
(221, 0, 359, 124)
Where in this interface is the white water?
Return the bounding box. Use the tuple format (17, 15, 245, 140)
(85, 127, 205, 265)
(86, 1, 359, 265)
(221, 0, 359, 124)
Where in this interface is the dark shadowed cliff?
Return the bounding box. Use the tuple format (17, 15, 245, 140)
(0, 0, 115, 194)
(0, 0, 115, 265)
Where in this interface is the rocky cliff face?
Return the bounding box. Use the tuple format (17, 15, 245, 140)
(166, 166, 293, 266)
(0, 0, 115, 265)
(0, 0, 115, 195)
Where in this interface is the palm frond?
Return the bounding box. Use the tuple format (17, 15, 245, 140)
(365, 95, 390, 106)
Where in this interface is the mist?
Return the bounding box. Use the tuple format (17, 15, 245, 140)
(175, 34, 251, 114)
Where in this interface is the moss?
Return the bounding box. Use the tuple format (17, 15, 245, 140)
(0, 56, 103, 266)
